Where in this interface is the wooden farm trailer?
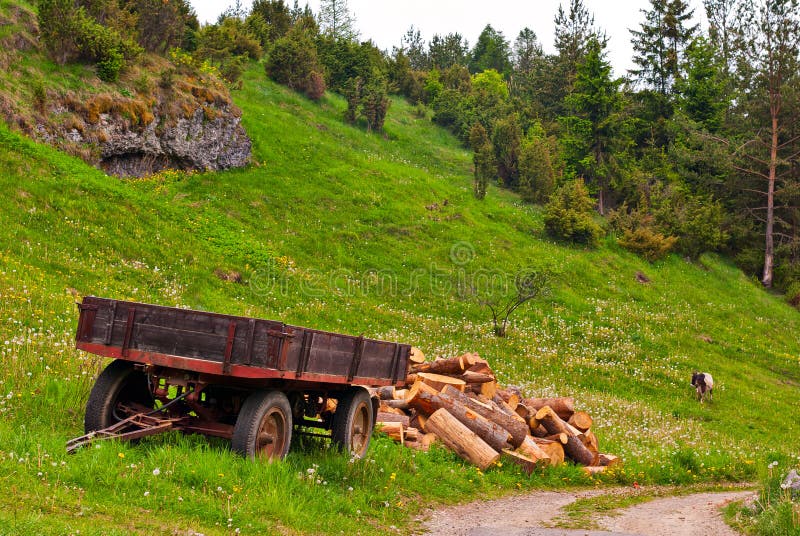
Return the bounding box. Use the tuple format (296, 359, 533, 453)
(69, 296, 411, 460)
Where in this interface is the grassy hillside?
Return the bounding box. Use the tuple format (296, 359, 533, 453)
(1, 62, 799, 534)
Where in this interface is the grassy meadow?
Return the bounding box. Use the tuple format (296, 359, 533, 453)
(1, 62, 799, 534)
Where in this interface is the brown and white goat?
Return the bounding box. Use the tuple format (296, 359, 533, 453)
(691, 371, 713, 402)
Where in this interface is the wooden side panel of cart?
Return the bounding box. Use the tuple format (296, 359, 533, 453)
(75, 296, 409, 388)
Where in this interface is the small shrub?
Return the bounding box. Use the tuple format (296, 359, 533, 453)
(264, 27, 321, 91)
(413, 101, 427, 119)
(543, 178, 603, 246)
(305, 70, 326, 101)
(31, 80, 46, 112)
(619, 227, 677, 262)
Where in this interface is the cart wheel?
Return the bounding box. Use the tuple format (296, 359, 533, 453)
(232, 390, 292, 461)
(84, 359, 154, 433)
(331, 388, 374, 458)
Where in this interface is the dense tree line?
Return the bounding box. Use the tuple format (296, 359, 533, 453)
(386, 0, 800, 296)
(34, 0, 800, 296)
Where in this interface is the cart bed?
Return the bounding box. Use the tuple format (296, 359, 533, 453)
(76, 296, 409, 387)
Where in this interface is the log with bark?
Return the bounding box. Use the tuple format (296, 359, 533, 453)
(522, 397, 575, 421)
(409, 347, 426, 364)
(376, 412, 410, 426)
(502, 449, 540, 475)
(530, 437, 565, 466)
(407, 384, 513, 452)
(441, 385, 529, 448)
(424, 408, 500, 470)
(515, 435, 551, 466)
(415, 372, 467, 392)
(377, 386, 395, 400)
(534, 405, 597, 466)
(598, 453, 621, 467)
(568, 411, 593, 432)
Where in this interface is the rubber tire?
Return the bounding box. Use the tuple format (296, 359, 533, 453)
(84, 359, 154, 434)
(232, 390, 292, 461)
(331, 388, 374, 458)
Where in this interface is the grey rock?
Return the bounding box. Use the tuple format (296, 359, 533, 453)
(98, 106, 251, 177)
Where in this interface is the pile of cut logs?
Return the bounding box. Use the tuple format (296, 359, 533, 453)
(373, 351, 620, 475)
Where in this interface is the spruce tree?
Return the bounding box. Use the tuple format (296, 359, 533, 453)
(558, 36, 626, 215)
(630, 0, 698, 94)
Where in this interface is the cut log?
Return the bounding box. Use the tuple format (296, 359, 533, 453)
(411, 353, 480, 375)
(404, 427, 420, 442)
(409, 347, 426, 364)
(377, 386, 395, 400)
(420, 432, 437, 448)
(497, 386, 522, 408)
(531, 437, 565, 466)
(502, 449, 539, 476)
(405, 378, 440, 403)
(377, 422, 404, 444)
(460, 371, 495, 384)
(441, 385, 529, 448)
(376, 412, 410, 426)
(378, 402, 406, 415)
(544, 432, 569, 445)
(416, 372, 466, 392)
(598, 453, 621, 467)
(522, 397, 574, 421)
(535, 405, 596, 466)
(466, 361, 493, 376)
(407, 385, 513, 452)
(516, 436, 551, 466)
(583, 430, 599, 459)
(564, 421, 586, 442)
(393, 389, 408, 400)
(480, 380, 497, 399)
(530, 424, 548, 438)
(409, 412, 428, 431)
(515, 402, 530, 422)
(568, 411, 593, 433)
(404, 373, 418, 386)
(425, 408, 500, 470)
(382, 398, 409, 411)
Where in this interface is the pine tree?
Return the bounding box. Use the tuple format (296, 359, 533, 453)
(469, 25, 511, 75)
(512, 28, 542, 74)
(675, 36, 728, 132)
(318, 0, 357, 41)
(401, 26, 428, 70)
(630, 0, 698, 94)
(558, 36, 627, 215)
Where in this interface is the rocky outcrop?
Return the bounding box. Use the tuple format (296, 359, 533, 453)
(32, 86, 251, 178)
(96, 105, 251, 177)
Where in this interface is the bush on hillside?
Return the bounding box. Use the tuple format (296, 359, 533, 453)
(543, 178, 603, 246)
(609, 204, 678, 261)
(38, 0, 142, 82)
(469, 122, 494, 200)
(518, 126, 555, 203)
(132, 0, 197, 53)
(619, 226, 678, 262)
(265, 27, 324, 94)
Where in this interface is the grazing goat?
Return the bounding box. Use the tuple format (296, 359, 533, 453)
(691, 372, 714, 402)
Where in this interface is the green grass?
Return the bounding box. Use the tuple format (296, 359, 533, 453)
(1, 60, 800, 534)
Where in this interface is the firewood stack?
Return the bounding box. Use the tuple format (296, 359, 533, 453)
(373, 350, 620, 474)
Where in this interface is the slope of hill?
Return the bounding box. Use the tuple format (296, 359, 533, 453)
(0, 62, 798, 534)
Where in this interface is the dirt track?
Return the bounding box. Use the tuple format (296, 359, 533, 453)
(419, 488, 754, 536)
